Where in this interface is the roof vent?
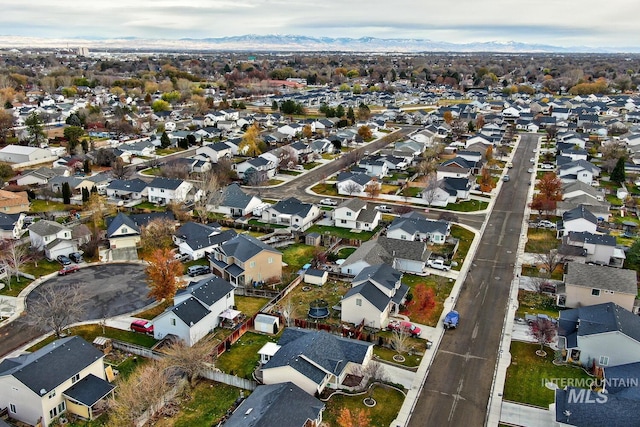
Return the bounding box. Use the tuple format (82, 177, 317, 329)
(40, 388, 46, 395)
(245, 408, 253, 415)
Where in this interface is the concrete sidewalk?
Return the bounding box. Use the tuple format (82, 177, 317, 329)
(500, 401, 556, 427)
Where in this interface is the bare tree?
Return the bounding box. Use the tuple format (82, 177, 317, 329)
(535, 248, 568, 278)
(390, 328, 411, 355)
(364, 180, 380, 199)
(159, 336, 218, 388)
(26, 283, 87, 338)
(342, 181, 362, 196)
(278, 145, 298, 170)
(193, 169, 223, 223)
(0, 240, 29, 283)
(421, 174, 442, 206)
(529, 317, 557, 356)
(110, 157, 131, 179)
(281, 296, 295, 327)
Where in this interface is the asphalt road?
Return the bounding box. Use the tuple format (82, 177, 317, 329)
(407, 133, 537, 427)
(0, 263, 152, 357)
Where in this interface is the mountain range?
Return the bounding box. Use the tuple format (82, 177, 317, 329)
(0, 34, 635, 53)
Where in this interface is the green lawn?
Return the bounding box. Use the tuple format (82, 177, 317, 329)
(30, 200, 83, 213)
(281, 243, 318, 273)
(450, 225, 475, 269)
(516, 289, 561, 319)
(525, 229, 559, 253)
(310, 183, 339, 196)
(136, 300, 172, 320)
(323, 384, 405, 426)
(216, 332, 277, 378)
(134, 201, 166, 211)
(0, 259, 62, 296)
(279, 169, 302, 176)
(400, 186, 422, 197)
(374, 345, 422, 368)
(306, 224, 380, 240)
(336, 247, 356, 259)
(304, 162, 321, 170)
(504, 341, 592, 407)
(247, 219, 288, 229)
(28, 324, 157, 352)
(235, 295, 269, 317)
(444, 200, 489, 212)
(266, 179, 284, 186)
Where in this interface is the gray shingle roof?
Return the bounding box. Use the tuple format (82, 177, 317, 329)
(106, 212, 140, 237)
(352, 263, 402, 291)
(149, 176, 185, 190)
(269, 197, 313, 217)
(171, 296, 211, 326)
(220, 183, 256, 209)
(377, 237, 431, 263)
(0, 336, 103, 394)
(28, 219, 68, 236)
(340, 239, 391, 268)
(224, 382, 324, 427)
(0, 213, 21, 231)
(344, 281, 390, 311)
(565, 263, 637, 294)
(563, 205, 598, 224)
(387, 215, 449, 237)
(62, 373, 115, 406)
(107, 178, 148, 193)
(555, 386, 640, 426)
(559, 302, 640, 343)
(177, 276, 234, 307)
(217, 234, 280, 262)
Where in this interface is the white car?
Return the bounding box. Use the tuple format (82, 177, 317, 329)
(375, 205, 394, 213)
(527, 168, 534, 173)
(540, 163, 554, 170)
(319, 198, 337, 206)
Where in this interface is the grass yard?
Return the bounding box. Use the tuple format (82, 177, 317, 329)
(305, 224, 380, 240)
(279, 169, 302, 176)
(141, 167, 161, 176)
(304, 162, 321, 170)
(336, 247, 356, 259)
(28, 324, 157, 352)
(134, 201, 166, 211)
(235, 295, 269, 317)
(504, 341, 592, 407)
(280, 280, 351, 322)
(153, 380, 243, 427)
(525, 228, 559, 253)
(265, 179, 284, 186)
(281, 243, 318, 274)
(323, 384, 405, 426)
(450, 225, 475, 269)
(247, 219, 288, 229)
(400, 186, 422, 197)
(374, 345, 423, 368)
(381, 184, 400, 195)
(310, 183, 339, 196)
(136, 300, 172, 320)
(445, 200, 489, 212)
(521, 265, 564, 281)
(0, 259, 62, 296)
(400, 274, 454, 326)
(216, 332, 277, 378)
(516, 289, 561, 319)
(30, 200, 82, 213)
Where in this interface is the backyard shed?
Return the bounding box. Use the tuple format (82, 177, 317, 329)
(254, 313, 280, 334)
(305, 232, 322, 246)
(304, 268, 328, 286)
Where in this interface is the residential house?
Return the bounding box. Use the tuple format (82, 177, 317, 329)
(28, 220, 77, 260)
(173, 222, 237, 260)
(261, 197, 320, 231)
(558, 159, 600, 185)
(557, 205, 599, 237)
(561, 232, 625, 268)
(147, 177, 193, 205)
(556, 262, 637, 312)
(195, 142, 233, 163)
(0, 145, 53, 164)
(224, 382, 324, 427)
(0, 190, 29, 214)
(436, 163, 472, 181)
(0, 336, 114, 427)
(386, 212, 450, 243)
(105, 213, 141, 251)
(260, 328, 373, 395)
(336, 172, 381, 197)
(236, 156, 277, 182)
(209, 234, 282, 287)
(557, 302, 640, 368)
(357, 156, 389, 178)
(341, 263, 410, 329)
(153, 276, 235, 346)
(209, 183, 263, 218)
(15, 167, 64, 186)
(105, 178, 148, 201)
(0, 212, 25, 239)
(333, 199, 381, 231)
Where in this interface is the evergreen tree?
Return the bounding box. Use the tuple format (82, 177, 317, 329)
(61, 182, 71, 205)
(611, 157, 626, 184)
(82, 187, 90, 203)
(347, 107, 355, 124)
(160, 131, 171, 148)
(83, 159, 91, 174)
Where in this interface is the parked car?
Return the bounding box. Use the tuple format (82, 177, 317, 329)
(506, 162, 513, 169)
(502, 175, 510, 182)
(69, 252, 84, 263)
(375, 205, 393, 213)
(187, 265, 210, 277)
(319, 198, 338, 206)
(427, 259, 451, 271)
(387, 320, 421, 337)
(57, 255, 72, 266)
(525, 313, 557, 326)
(527, 168, 534, 173)
(444, 310, 459, 329)
(537, 220, 556, 229)
(174, 252, 191, 262)
(130, 319, 154, 334)
(530, 157, 536, 163)
(541, 163, 554, 170)
(58, 265, 80, 276)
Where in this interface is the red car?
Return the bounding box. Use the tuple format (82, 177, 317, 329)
(130, 319, 154, 334)
(58, 265, 80, 276)
(387, 320, 422, 337)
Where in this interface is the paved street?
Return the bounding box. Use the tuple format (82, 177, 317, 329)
(407, 134, 538, 427)
(0, 263, 151, 357)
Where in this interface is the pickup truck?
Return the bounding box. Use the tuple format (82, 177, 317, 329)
(444, 310, 459, 329)
(374, 205, 393, 213)
(427, 259, 451, 271)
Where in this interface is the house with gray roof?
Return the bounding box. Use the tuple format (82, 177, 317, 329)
(209, 234, 282, 287)
(333, 199, 381, 231)
(336, 172, 381, 197)
(236, 155, 277, 181)
(260, 328, 373, 395)
(147, 177, 193, 205)
(0, 212, 25, 240)
(28, 220, 77, 260)
(173, 221, 237, 260)
(224, 382, 324, 427)
(387, 212, 450, 244)
(561, 231, 625, 268)
(557, 205, 599, 237)
(341, 263, 410, 329)
(209, 183, 262, 218)
(261, 197, 320, 231)
(106, 178, 148, 200)
(0, 336, 114, 427)
(557, 302, 640, 368)
(152, 276, 235, 346)
(15, 167, 64, 186)
(558, 159, 600, 185)
(557, 262, 637, 312)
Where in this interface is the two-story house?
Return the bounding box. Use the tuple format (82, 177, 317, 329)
(28, 220, 77, 260)
(147, 177, 193, 205)
(152, 276, 235, 346)
(333, 199, 381, 231)
(0, 190, 29, 214)
(557, 205, 599, 237)
(558, 159, 600, 185)
(173, 221, 237, 260)
(561, 232, 625, 268)
(261, 197, 321, 231)
(209, 183, 263, 218)
(0, 212, 25, 239)
(0, 336, 114, 427)
(209, 234, 282, 288)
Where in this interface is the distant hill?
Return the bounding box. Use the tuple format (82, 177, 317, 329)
(0, 34, 633, 53)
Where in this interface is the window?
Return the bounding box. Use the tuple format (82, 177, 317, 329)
(346, 211, 352, 217)
(250, 261, 256, 268)
(599, 356, 609, 366)
(340, 219, 347, 224)
(356, 298, 362, 306)
(268, 257, 273, 264)
(9, 404, 15, 413)
(49, 407, 57, 419)
(272, 213, 276, 217)
(591, 288, 601, 296)
(48, 390, 56, 399)
(122, 227, 128, 233)
(71, 373, 80, 384)
(401, 235, 407, 240)
(170, 318, 176, 326)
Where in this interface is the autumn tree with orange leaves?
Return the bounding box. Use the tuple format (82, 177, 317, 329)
(532, 172, 563, 218)
(145, 248, 184, 301)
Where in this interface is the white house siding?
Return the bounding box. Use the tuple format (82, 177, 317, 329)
(109, 235, 140, 250)
(393, 258, 424, 275)
(341, 295, 386, 329)
(576, 332, 640, 367)
(561, 218, 597, 236)
(340, 260, 370, 276)
(262, 365, 323, 396)
(153, 313, 191, 343)
(386, 229, 416, 241)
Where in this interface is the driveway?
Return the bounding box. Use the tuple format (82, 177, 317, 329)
(0, 263, 151, 358)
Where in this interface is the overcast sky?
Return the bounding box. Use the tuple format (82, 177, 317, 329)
(2, 0, 639, 48)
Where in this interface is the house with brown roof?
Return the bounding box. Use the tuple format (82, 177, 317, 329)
(0, 190, 29, 214)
